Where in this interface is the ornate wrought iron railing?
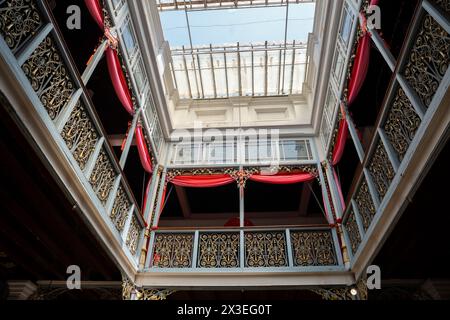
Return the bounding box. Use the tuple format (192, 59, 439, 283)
(341, 0, 450, 262)
(144, 227, 343, 271)
(167, 138, 315, 167)
(0, 0, 146, 265)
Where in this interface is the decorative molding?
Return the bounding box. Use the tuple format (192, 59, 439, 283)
(122, 276, 175, 300)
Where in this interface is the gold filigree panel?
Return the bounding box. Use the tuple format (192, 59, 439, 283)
(198, 233, 240, 268)
(152, 233, 194, 268)
(0, 0, 43, 53)
(290, 230, 338, 267)
(110, 186, 131, 233)
(433, 0, 450, 12)
(368, 142, 395, 202)
(244, 232, 288, 267)
(403, 14, 450, 108)
(344, 210, 362, 256)
(354, 179, 376, 232)
(61, 101, 98, 170)
(383, 88, 421, 162)
(89, 149, 117, 204)
(126, 216, 140, 255)
(22, 36, 75, 120)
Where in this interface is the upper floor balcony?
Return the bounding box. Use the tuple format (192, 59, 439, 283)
(1, 0, 449, 299)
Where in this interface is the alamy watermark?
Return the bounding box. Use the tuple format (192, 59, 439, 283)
(66, 5, 81, 30)
(66, 265, 81, 290)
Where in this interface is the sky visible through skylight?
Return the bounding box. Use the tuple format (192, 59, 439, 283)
(160, 3, 316, 48)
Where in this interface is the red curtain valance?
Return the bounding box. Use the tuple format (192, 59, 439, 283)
(169, 175, 235, 188)
(167, 172, 315, 188)
(249, 173, 315, 185)
(135, 125, 153, 173)
(332, 112, 349, 165)
(85, 0, 104, 30)
(105, 48, 134, 115)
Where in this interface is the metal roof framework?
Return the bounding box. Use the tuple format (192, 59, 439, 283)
(156, 0, 315, 12)
(160, 0, 313, 100)
(170, 41, 309, 99)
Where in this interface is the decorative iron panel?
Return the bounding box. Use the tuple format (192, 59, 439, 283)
(354, 179, 377, 232)
(0, 0, 43, 53)
(126, 216, 140, 255)
(89, 149, 117, 204)
(368, 141, 395, 202)
(198, 233, 240, 268)
(344, 209, 362, 256)
(152, 233, 194, 268)
(433, 0, 450, 12)
(61, 101, 98, 170)
(110, 186, 131, 233)
(383, 88, 421, 162)
(244, 231, 288, 268)
(21, 35, 75, 121)
(403, 14, 450, 108)
(290, 230, 338, 267)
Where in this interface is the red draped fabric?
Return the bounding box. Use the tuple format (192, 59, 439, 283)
(84, 0, 104, 30)
(347, 35, 372, 105)
(332, 113, 349, 165)
(249, 173, 315, 185)
(85, 0, 134, 115)
(105, 48, 134, 115)
(135, 125, 153, 173)
(169, 175, 235, 188)
(332, 0, 379, 166)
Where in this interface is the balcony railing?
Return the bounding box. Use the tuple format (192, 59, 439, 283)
(144, 226, 343, 271)
(341, 0, 450, 262)
(0, 0, 146, 266)
(168, 138, 315, 167)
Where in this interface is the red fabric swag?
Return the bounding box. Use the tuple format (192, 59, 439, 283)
(249, 173, 315, 185)
(105, 48, 134, 115)
(135, 125, 153, 173)
(84, 0, 104, 30)
(85, 1, 134, 115)
(347, 34, 371, 105)
(169, 175, 235, 188)
(332, 115, 349, 165)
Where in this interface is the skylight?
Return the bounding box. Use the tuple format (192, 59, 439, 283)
(158, 1, 316, 100)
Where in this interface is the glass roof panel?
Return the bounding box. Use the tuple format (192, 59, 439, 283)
(160, 1, 315, 100)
